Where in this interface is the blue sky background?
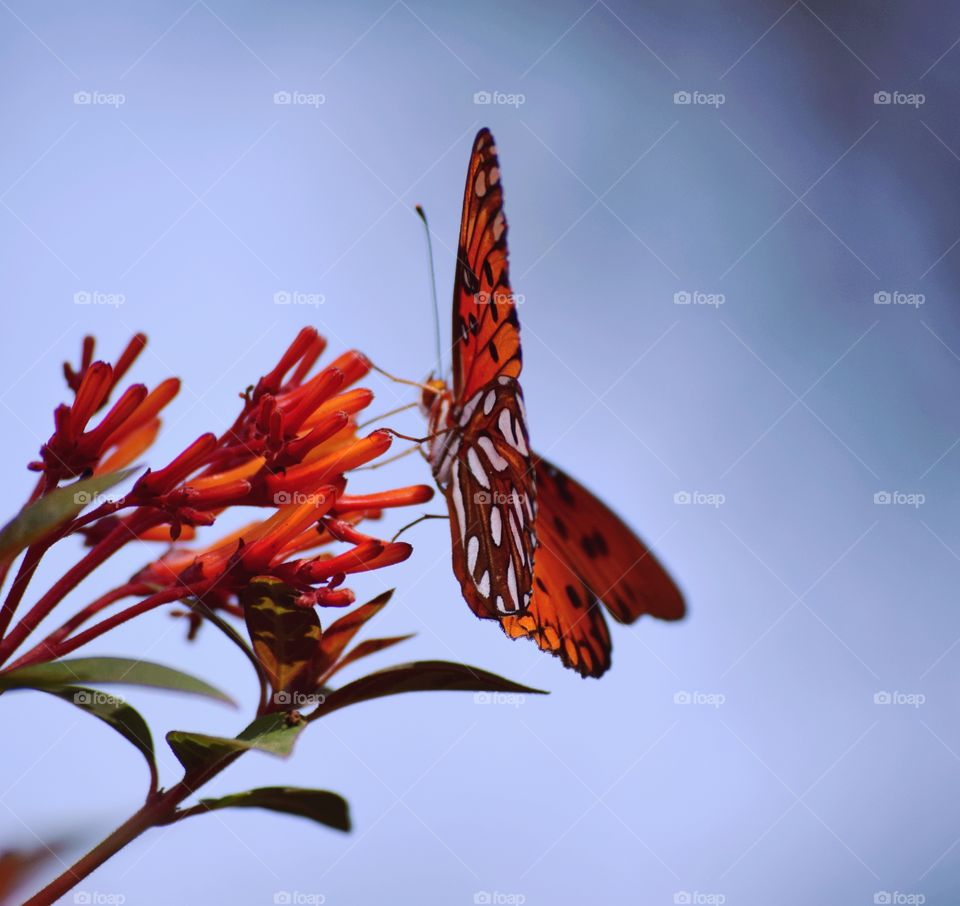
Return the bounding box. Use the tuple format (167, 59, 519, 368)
(2, 1, 960, 904)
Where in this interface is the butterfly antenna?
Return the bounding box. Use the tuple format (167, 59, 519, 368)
(416, 204, 444, 376)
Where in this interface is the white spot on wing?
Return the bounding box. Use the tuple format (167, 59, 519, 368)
(509, 510, 524, 562)
(506, 560, 519, 610)
(451, 461, 466, 545)
(483, 389, 496, 415)
(490, 507, 502, 546)
(477, 436, 509, 471)
(467, 535, 479, 575)
(476, 570, 490, 597)
(459, 391, 483, 428)
(466, 447, 490, 489)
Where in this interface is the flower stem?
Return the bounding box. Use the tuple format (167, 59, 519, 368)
(23, 752, 241, 906)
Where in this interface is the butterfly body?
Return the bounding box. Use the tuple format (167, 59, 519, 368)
(423, 128, 684, 677)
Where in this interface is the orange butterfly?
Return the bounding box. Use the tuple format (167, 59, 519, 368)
(421, 128, 684, 677)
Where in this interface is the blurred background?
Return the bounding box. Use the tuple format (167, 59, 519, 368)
(1, 1, 959, 903)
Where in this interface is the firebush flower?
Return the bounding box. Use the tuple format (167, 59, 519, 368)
(0, 328, 434, 668)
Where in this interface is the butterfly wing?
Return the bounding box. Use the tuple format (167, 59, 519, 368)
(451, 128, 522, 401)
(501, 513, 613, 678)
(440, 377, 537, 620)
(501, 454, 684, 677)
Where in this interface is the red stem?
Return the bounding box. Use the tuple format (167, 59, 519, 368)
(4, 583, 153, 670)
(0, 511, 160, 666)
(5, 587, 186, 669)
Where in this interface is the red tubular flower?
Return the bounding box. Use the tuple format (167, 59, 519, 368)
(120, 327, 433, 622)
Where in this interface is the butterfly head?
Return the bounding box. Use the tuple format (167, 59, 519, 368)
(418, 376, 449, 419)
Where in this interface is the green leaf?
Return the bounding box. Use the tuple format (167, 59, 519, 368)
(310, 660, 547, 720)
(191, 787, 349, 832)
(315, 590, 393, 674)
(321, 634, 414, 683)
(0, 468, 138, 563)
(167, 712, 306, 774)
(241, 577, 322, 697)
(0, 656, 234, 705)
(42, 685, 156, 781)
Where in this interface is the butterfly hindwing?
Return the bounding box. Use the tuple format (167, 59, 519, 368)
(501, 514, 613, 678)
(452, 128, 522, 401)
(501, 455, 684, 678)
(534, 455, 684, 625)
(439, 377, 537, 620)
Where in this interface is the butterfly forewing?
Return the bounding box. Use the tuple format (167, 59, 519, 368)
(452, 128, 522, 401)
(437, 377, 537, 620)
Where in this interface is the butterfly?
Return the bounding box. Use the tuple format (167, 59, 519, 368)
(420, 128, 684, 678)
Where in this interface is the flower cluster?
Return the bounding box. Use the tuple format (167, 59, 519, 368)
(0, 328, 433, 668)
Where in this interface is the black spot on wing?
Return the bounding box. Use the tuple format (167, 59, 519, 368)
(488, 340, 500, 363)
(565, 585, 584, 608)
